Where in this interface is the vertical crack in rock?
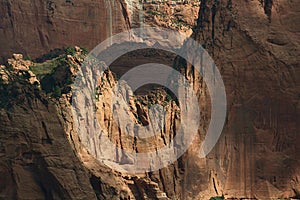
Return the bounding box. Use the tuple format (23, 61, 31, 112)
(211, 0, 218, 50)
(263, 0, 273, 22)
(41, 121, 53, 145)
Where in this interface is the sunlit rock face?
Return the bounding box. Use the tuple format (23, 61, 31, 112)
(188, 0, 300, 199)
(0, 51, 172, 200)
(143, 0, 200, 35)
(0, 0, 299, 199)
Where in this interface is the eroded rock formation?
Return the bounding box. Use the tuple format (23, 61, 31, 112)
(0, 0, 299, 199)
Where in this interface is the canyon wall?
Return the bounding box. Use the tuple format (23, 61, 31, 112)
(0, 51, 175, 199)
(189, 0, 300, 198)
(0, 0, 131, 63)
(0, 0, 299, 199)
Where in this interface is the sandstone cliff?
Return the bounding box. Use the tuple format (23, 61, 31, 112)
(0, 0, 299, 199)
(0, 54, 97, 199)
(0, 49, 178, 199)
(0, 0, 131, 63)
(188, 0, 300, 198)
(0, 0, 199, 64)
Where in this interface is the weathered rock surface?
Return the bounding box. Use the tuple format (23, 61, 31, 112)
(0, 0, 299, 199)
(143, 1, 200, 35)
(0, 54, 39, 85)
(0, 83, 97, 199)
(0, 0, 131, 63)
(187, 0, 300, 199)
(0, 50, 177, 199)
(0, 0, 201, 64)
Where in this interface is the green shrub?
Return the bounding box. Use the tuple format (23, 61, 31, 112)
(147, 102, 153, 109)
(166, 93, 173, 102)
(80, 46, 89, 55)
(209, 195, 225, 200)
(65, 46, 76, 55)
(24, 55, 32, 61)
(30, 63, 55, 77)
(53, 85, 62, 98)
(146, 10, 166, 17)
(29, 56, 65, 78)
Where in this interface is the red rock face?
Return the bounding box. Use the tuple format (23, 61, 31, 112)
(0, 0, 130, 63)
(0, 0, 299, 199)
(189, 0, 300, 198)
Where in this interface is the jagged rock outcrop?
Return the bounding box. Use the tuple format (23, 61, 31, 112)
(0, 50, 177, 199)
(143, 1, 200, 35)
(0, 54, 39, 86)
